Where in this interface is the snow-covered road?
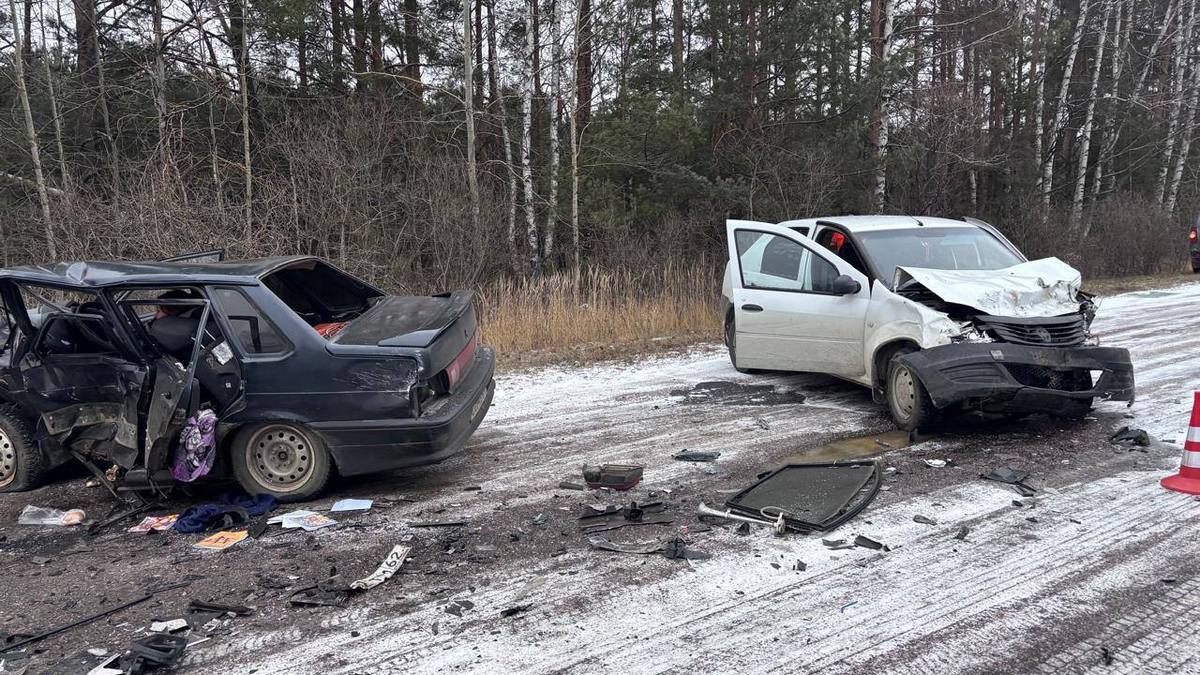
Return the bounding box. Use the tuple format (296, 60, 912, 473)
(211, 281, 1200, 675)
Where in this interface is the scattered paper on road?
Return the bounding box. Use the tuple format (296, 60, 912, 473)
(195, 530, 248, 550)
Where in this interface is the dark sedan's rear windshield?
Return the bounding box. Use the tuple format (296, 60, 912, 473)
(856, 227, 1024, 286)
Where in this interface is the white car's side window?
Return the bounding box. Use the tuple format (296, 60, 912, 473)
(734, 230, 837, 293)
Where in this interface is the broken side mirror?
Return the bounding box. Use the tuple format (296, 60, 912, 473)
(830, 274, 861, 295)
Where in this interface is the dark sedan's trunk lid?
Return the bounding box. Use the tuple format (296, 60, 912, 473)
(331, 291, 479, 377)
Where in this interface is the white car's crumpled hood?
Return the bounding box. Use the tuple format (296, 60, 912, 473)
(895, 257, 1084, 318)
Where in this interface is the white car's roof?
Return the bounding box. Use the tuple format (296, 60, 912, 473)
(777, 215, 977, 233)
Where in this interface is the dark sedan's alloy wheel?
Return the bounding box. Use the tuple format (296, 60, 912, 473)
(232, 422, 332, 501)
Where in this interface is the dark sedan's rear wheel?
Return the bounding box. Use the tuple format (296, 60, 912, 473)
(0, 405, 43, 493)
(232, 422, 331, 501)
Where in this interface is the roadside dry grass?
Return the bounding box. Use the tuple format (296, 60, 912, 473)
(479, 265, 723, 371)
(479, 266, 1198, 373)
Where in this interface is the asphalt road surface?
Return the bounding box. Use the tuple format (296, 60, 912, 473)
(1, 281, 1198, 675)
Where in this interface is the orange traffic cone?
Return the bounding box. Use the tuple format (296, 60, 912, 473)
(1162, 392, 1200, 495)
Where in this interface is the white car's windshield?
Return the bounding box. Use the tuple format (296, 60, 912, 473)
(856, 227, 1024, 286)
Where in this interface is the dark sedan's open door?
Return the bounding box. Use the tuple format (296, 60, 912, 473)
(16, 312, 150, 468)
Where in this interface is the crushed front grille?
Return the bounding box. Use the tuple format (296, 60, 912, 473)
(978, 314, 1087, 346)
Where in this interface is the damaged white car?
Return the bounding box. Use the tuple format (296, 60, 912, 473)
(721, 216, 1135, 430)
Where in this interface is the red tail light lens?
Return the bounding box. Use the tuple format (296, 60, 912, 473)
(1190, 227, 1198, 242)
(444, 329, 479, 391)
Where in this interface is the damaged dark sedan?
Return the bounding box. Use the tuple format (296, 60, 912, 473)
(0, 254, 495, 501)
(722, 216, 1134, 429)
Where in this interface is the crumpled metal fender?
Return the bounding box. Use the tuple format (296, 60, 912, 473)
(864, 283, 966, 386)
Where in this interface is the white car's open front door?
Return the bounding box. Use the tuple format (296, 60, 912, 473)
(725, 220, 871, 379)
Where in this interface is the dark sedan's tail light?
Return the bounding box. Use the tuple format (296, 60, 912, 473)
(1190, 226, 1198, 242)
(444, 329, 479, 392)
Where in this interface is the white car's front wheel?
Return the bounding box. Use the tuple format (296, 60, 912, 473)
(886, 349, 938, 431)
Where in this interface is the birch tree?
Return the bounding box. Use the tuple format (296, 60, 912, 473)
(1071, 0, 1113, 231)
(1165, 38, 1200, 213)
(463, 0, 480, 229)
(486, 0, 520, 270)
(868, 0, 893, 213)
(522, 0, 539, 271)
(545, 0, 562, 264)
(8, 0, 56, 258)
(1040, 0, 1092, 216)
(1156, 0, 1197, 204)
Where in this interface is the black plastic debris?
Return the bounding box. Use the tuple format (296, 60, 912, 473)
(290, 587, 348, 607)
(1101, 646, 1114, 666)
(582, 464, 643, 490)
(724, 461, 882, 533)
(793, 560, 807, 571)
(408, 520, 467, 528)
(673, 451, 720, 462)
(587, 537, 663, 554)
(662, 537, 710, 561)
(853, 535, 890, 551)
(187, 600, 253, 616)
(558, 481, 586, 491)
(444, 600, 475, 617)
(735, 522, 751, 535)
(913, 515, 938, 526)
(120, 633, 188, 674)
(669, 381, 806, 406)
(256, 572, 293, 589)
(500, 604, 531, 618)
(954, 526, 970, 541)
(981, 467, 1036, 497)
(1110, 426, 1151, 447)
(578, 501, 671, 533)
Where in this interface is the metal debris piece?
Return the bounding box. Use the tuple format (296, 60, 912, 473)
(187, 600, 253, 616)
(853, 535, 889, 551)
(557, 481, 585, 491)
(662, 537, 709, 560)
(672, 451, 720, 462)
(924, 459, 948, 469)
(349, 545, 410, 591)
(587, 537, 664, 555)
(913, 515, 938, 525)
(793, 560, 807, 571)
(444, 599, 475, 616)
(289, 586, 348, 607)
(0, 594, 153, 654)
(822, 538, 854, 550)
(981, 467, 1036, 497)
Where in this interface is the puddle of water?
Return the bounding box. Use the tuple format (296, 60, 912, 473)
(779, 429, 912, 463)
(669, 381, 806, 406)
